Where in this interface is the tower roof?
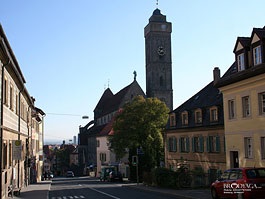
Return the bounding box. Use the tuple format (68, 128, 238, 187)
(149, 8, 166, 22)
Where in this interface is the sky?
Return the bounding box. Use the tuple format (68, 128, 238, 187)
(1, 0, 265, 144)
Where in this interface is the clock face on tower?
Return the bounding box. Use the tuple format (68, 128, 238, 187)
(157, 46, 165, 56)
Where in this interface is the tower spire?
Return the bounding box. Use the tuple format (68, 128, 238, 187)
(156, 0, 159, 8)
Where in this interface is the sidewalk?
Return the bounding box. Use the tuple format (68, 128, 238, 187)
(8, 181, 51, 199)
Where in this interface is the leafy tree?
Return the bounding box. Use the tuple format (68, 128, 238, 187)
(109, 96, 169, 172)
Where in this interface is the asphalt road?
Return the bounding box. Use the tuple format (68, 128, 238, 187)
(49, 177, 183, 199)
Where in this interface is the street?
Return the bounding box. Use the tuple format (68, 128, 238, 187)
(49, 176, 183, 199)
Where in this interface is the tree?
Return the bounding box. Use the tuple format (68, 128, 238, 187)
(109, 96, 169, 172)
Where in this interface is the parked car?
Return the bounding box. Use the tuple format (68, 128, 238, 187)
(66, 171, 74, 177)
(211, 167, 265, 199)
(109, 171, 123, 182)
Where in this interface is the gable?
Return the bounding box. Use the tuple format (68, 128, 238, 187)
(120, 81, 145, 106)
(235, 42, 243, 52)
(94, 80, 145, 118)
(251, 33, 260, 44)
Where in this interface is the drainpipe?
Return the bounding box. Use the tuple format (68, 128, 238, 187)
(0, 59, 10, 197)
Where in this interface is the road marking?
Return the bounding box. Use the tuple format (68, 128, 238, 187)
(88, 187, 120, 199)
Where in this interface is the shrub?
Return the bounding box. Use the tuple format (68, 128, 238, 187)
(150, 168, 177, 188)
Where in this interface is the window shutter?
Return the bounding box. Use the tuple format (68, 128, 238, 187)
(179, 138, 182, 152)
(216, 136, 220, 152)
(186, 137, 190, 152)
(206, 136, 210, 152)
(192, 137, 194, 152)
(200, 136, 204, 152)
(173, 137, 177, 152)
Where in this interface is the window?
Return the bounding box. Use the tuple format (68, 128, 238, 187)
(10, 85, 13, 110)
(258, 92, 265, 115)
(210, 107, 218, 122)
(2, 142, 7, 169)
(3, 78, 8, 105)
(228, 99, 236, 119)
(244, 137, 253, 158)
(168, 137, 177, 152)
(220, 171, 229, 180)
(99, 153, 106, 162)
(180, 137, 190, 152)
(97, 140, 100, 147)
(181, 111, 188, 125)
(195, 109, 202, 124)
(192, 136, 204, 152)
(207, 136, 220, 152)
(253, 45, 262, 65)
(9, 141, 12, 167)
(242, 96, 250, 117)
(16, 93, 19, 114)
(169, 113, 176, 127)
(229, 170, 239, 180)
(237, 53, 245, 71)
(261, 137, 265, 159)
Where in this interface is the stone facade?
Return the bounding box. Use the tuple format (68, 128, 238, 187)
(144, 9, 173, 111)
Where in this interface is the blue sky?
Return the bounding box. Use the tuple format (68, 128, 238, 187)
(1, 0, 264, 143)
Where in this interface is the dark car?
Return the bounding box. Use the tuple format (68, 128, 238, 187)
(66, 171, 74, 177)
(211, 167, 265, 199)
(109, 171, 123, 182)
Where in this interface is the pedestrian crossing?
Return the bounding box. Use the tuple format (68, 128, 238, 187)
(51, 196, 85, 199)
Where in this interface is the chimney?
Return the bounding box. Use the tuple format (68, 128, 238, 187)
(213, 67, 220, 85)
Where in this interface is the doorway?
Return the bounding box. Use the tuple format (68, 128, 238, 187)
(230, 151, 239, 168)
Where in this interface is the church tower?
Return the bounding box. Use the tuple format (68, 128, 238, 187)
(144, 9, 173, 110)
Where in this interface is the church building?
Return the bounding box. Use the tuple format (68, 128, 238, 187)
(78, 8, 173, 176)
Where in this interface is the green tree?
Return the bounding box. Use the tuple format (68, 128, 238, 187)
(109, 96, 169, 172)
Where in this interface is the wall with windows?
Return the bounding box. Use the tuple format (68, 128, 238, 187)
(221, 74, 265, 168)
(166, 128, 226, 173)
(96, 136, 116, 177)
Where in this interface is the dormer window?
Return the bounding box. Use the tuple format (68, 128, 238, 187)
(253, 45, 262, 65)
(181, 111, 188, 126)
(237, 53, 245, 71)
(195, 109, 202, 124)
(169, 113, 176, 127)
(210, 106, 218, 122)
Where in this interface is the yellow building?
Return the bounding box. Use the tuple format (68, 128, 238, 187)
(215, 26, 265, 169)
